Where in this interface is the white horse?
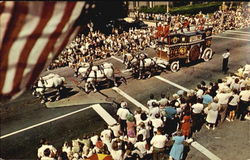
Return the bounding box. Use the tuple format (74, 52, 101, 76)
(74, 62, 93, 78)
(77, 62, 118, 93)
(33, 73, 65, 103)
(123, 53, 157, 79)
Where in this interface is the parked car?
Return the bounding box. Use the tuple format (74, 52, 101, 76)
(129, 20, 148, 29)
(105, 19, 130, 33)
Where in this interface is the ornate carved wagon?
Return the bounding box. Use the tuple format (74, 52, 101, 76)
(156, 27, 213, 72)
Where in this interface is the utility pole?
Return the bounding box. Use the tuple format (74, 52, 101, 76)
(166, 2, 169, 14)
(229, 1, 233, 10)
(220, 2, 226, 28)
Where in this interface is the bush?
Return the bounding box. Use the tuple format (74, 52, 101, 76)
(170, 2, 223, 15)
(139, 5, 167, 14)
(139, 2, 223, 15)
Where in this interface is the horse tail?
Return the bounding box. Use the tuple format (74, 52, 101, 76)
(94, 70, 97, 81)
(75, 67, 80, 77)
(123, 54, 127, 64)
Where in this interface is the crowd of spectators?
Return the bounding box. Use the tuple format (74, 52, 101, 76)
(129, 7, 250, 34)
(37, 65, 250, 160)
(48, 28, 156, 70)
(48, 6, 250, 71)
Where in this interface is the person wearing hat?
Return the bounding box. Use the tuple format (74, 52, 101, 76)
(222, 49, 230, 74)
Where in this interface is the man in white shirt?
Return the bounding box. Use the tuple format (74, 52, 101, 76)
(117, 101, 130, 135)
(158, 93, 168, 108)
(216, 89, 232, 123)
(41, 148, 56, 160)
(222, 49, 230, 74)
(191, 99, 204, 133)
(237, 87, 250, 120)
(151, 114, 164, 133)
(101, 125, 112, 144)
(196, 84, 204, 99)
(109, 123, 121, 138)
(150, 127, 167, 160)
(227, 89, 240, 121)
(37, 139, 57, 159)
(149, 102, 160, 119)
(133, 134, 147, 158)
(147, 94, 159, 109)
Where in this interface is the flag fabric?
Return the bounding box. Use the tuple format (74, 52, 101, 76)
(0, 1, 85, 100)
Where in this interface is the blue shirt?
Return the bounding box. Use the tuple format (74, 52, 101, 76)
(202, 94, 213, 104)
(164, 106, 177, 119)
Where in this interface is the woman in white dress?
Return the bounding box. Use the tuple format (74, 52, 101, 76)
(204, 97, 220, 130)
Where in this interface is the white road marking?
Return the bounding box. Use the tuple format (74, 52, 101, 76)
(191, 141, 222, 160)
(92, 104, 117, 126)
(111, 56, 123, 63)
(224, 32, 250, 37)
(212, 35, 250, 41)
(226, 30, 250, 34)
(0, 105, 93, 139)
(155, 76, 190, 92)
(112, 87, 149, 112)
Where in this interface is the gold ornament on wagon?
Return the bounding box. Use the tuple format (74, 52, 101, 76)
(206, 40, 211, 46)
(179, 46, 187, 55)
(172, 36, 179, 44)
(206, 30, 211, 36)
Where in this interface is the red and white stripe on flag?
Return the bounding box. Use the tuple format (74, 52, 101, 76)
(0, 1, 85, 100)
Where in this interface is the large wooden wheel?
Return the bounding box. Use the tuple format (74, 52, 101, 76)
(189, 45, 200, 62)
(202, 48, 213, 62)
(170, 60, 180, 72)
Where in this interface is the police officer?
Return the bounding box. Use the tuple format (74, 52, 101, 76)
(222, 49, 230, 74)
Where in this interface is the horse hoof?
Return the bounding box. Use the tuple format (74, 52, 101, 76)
(56, 97, 60, 101)
(94, 89, 97, 93)
(41, 100, 45, 104)
(114, 83, 118, 87)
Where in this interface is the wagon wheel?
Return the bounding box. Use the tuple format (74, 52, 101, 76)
(202, 48, 213, 62)
(189, 45, 200, 62)
(170, 61, 180, 72)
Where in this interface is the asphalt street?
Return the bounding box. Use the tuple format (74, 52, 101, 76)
(1, 28, 250, 159)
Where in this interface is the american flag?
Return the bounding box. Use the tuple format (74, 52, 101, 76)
(0, 1, 86, 100)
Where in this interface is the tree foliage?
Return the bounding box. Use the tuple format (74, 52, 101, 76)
(138, 2, 222, 15)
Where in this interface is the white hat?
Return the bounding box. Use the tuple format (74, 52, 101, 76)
(173, 94, 179, 99)
(121, 101, 127, 108)
(175, 102, 180, 107)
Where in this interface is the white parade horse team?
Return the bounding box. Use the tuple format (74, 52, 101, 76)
(75, 62, 118, 93)
(123, 53, 169, 79)
(32, 73, 65, 103)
